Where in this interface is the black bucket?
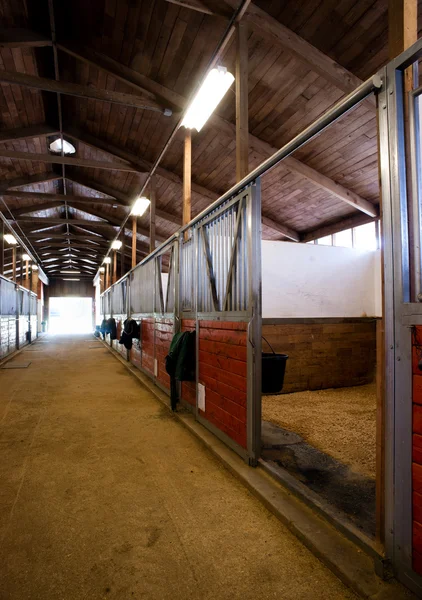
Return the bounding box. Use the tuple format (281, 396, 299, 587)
(261, 337, 288, 394)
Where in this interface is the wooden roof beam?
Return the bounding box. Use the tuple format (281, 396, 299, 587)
(0, 148, 144, 172)
(0, 28, 52, 48)
(4, 191, 128, 207)
(0, 173, 61, 191)
(11, 202, 64, 216)
(0, 70, 172, 114)
(222, 1, 374, 107)
(163, 0, 229, 16)
(0, 125, 59, 143)
(63, 130, 300, 233)
(300, 213, 379, 243)
(262, 216, 299, 242)
(60, 56, 376, 217)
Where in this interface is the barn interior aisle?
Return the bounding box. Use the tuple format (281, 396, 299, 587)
(0, 335, 355, 600)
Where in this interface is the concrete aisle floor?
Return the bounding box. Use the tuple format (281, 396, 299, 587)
(0, 335, 356, 600)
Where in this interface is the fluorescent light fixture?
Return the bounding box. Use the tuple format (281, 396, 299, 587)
(32, 265, 39, 271)
(131, 197, 150, 216)
(182, 66, 234, 132)
(49, 138, 76, 155)
(103, 257, 111, 264)
(99, 267, 105, 273)
(62, 278, 80, 281)
(4, 234, 17, 245)
(22, 253, 31, 261)
(111, 240, 122, 250)
(59, 270, 81, 274)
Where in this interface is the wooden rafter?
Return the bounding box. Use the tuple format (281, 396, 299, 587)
(58, 47, 377, 218)
(0, 125, 59, 143)
(4, 191, 127, 208)
(0, 28, 52, 48)
(64, 129, 301, 238)
(1, 173, 61, 191)
(222, 0, 375, 107)
(163, 0, 228, 16)
(0, 70, 171, 113)
(300, 213, 378, 243)
(0, 148, 144, 172)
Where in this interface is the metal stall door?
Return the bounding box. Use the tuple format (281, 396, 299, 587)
(378, 39, 422, 595)
(153, 238, 179, 393)
(188, 181, 262, 465)
(129, 237, 178, 389)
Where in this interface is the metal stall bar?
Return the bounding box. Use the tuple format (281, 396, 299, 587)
(378, 35, 422, 596)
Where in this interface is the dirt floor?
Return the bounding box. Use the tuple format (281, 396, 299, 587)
(0, 334, 356, 600)
(262, 383, 376, 479)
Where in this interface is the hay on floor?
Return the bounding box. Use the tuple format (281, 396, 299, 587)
(262, 383, 376, 479)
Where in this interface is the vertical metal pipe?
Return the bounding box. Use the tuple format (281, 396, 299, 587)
(132, 216, 137, 268)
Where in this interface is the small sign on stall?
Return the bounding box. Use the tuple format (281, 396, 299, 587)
(198, 383, 206, 412)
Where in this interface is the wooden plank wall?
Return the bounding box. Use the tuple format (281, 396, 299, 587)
(45, 278, 95, 298)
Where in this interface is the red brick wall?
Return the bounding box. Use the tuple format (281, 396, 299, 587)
(413, 327, 422, 575)
(198, 321, 248, 449)
(141, 318, 155, 376)
(181, 319, 196, 407)
(155, 318, 174, 390)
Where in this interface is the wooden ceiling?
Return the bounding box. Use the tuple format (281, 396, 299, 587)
(0, 0, 403, 277)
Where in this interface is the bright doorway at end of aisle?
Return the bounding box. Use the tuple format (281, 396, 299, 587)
(49, 297, 93, 334)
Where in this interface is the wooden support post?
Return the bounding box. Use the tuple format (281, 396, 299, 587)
(236, 21, 249, 183)
(105, 262, 110, 290)
(183, 130, 192, 240)
(132, 216, 137, 268)
(150, 177, 156, 254)
(12, 246, 16, 282)
(112, 250, 117, 284)
(0, 221, 3, 275)
(25, 259, 29, 286)
(120, 231, 125, 279)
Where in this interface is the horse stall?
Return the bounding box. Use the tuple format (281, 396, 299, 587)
(259, 239, 382, 544)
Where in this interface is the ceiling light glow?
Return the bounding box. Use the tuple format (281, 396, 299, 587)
(131, 197, 150, 216)
(4, 234, 17, 245)
(22, 253, 31, 261)
(182, 66, 234, 132)
(103, 257, 111, 264)
(49, 138, 76, 155)
(111, 240, 122, 250)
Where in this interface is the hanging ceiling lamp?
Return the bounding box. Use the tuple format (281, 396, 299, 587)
(182, 66, 234, 132)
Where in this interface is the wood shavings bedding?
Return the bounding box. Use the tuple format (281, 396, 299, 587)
(262, 383, 376, 479)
